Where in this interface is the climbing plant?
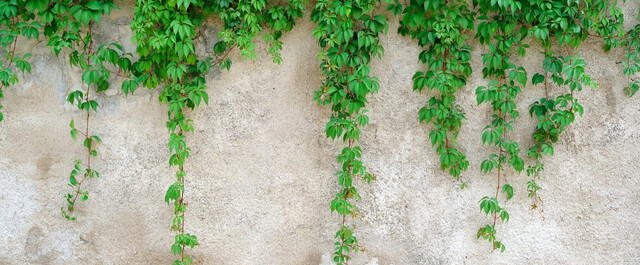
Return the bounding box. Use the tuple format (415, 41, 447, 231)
(521, 0, 605, 211)
(472, 0, 528, 252)
(0, 0, 133, 219)
(47, 0, 134, 221)
(131, 2, 211, 260)
(1, 0, 640, 262)
(131, 0, 304, 263)
(392, 0, 474, 188)
(621, 5, 640, 97)
(312, 0, 387, 263)
(0, 0, 42, 123)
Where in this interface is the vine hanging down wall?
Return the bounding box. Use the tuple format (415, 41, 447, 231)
(0, 0, 639, 263)
(312, 0, 387, 263)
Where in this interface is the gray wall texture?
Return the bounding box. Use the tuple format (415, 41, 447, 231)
(1, 1, 640, 264)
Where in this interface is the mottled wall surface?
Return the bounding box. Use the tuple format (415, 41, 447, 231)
(1, 1, 640, 264)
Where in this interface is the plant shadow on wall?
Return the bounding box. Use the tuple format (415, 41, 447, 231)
(0, 0, 639, 264)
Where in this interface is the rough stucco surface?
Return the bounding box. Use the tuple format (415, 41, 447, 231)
(2, 1, 640, 264)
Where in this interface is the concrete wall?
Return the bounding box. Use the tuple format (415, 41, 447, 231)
(1, 1, 640, 264)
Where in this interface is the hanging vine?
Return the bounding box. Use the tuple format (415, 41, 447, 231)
(392, 0, 474, 188)
(312, 0, 387, 263)
(0, 0, 42, 123)
(474, 0, 528, 252)
(38, 0, 134, 220)
(131, 0, 304, 263)
(1, 0, 134, 220)
(621, 7, 640, 97)
(522, 1, 604, 210)
(1, 0, 640, 261)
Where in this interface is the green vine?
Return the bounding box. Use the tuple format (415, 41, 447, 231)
(622, 9, 640, 97)
(474, 0, 528, 252)
(131, 0, 304, 263)
(393, 0, 474, 188)
(527, 54, 596, 209)
(1, 0, 640, 261)
(0, 0, 42, 123)
(0, 0, 133, 220)
(42, 0, 133, 220)
(470, 0, 626, 251)
(522, 0, 606, 210)
(312, 0, 386, 263)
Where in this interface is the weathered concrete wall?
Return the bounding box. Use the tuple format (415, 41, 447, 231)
(2, 1, 640, 264)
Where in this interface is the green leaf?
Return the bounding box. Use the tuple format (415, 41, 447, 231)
(86, 1, 102, 10)
(500, 210, 509, 222)
(70, 175, 78, 186)
(502, 184, 513, 201)
(213, 41, 227, 55)
(532, 73, 545, 85)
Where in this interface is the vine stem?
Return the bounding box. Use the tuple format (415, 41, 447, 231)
(178, 123, 186, 263)
(544, 46, 549, 98)
(443, 48, 452, 155)
(339, 136, 355, 265)
(69, 22, 95, 212)
(493, 109, 503, 229)
(492, 74, 508, 239)
(212, 44, 238, 68)
(565, 46, 575, 112)
(106, 68, 129, 78)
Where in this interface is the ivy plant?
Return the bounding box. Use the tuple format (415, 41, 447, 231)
(621, 10, 640, 97)
(1, 0, 640, 261)
(0, 0, 134, 219)
(45, 0, 134, 220)
(0, 0, 42, 123)
(392, 0, 474, 188)
(131, 0, 304, 263)
(312, 0, 387, 263)
(473, 0, 528, 252)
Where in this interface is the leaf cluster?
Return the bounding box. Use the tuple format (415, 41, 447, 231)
(392, 0, 474, 186)
(312, 0, 386, 263)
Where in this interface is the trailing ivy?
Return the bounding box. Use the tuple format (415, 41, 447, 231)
(132, 2, 224, 263)
(43, 0, 134, 220)
(2, 0, 640, 260)
(474, 0, 528, 252)
(521, 1, 603, 210)
(527, 54, 596, 209)
(311, 0, 386, 263)
(471, 0, 618, 251)
(0, 0, 42, 123)
(392, 0, 474, 188)
(621, 7, 640, 97)
(0, 0, 134, 220)
(131, 0, 304, 263)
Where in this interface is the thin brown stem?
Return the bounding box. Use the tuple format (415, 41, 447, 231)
(212, 44, 238, 68)
(69, 72, 93, 212)
(588, 33, 604, 39)
(544, 71, 548, 98)
(178, 124, 186, 263)
(106, 68, 129, 78)
(68, 22, 95, 213)
(493, 75, 507, 230)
